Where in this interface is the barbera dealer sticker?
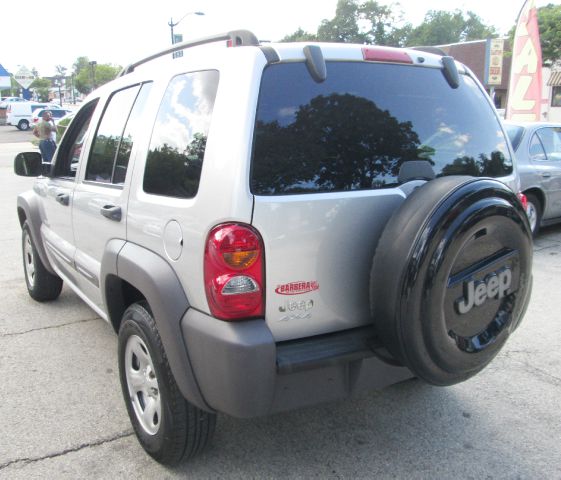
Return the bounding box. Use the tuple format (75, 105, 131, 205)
(275, 281, 319, 296)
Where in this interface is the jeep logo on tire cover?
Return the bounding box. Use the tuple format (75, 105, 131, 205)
(455, 267, 512, 314)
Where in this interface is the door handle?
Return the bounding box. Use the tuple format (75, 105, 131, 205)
(542, 172, 552, 178)
(100, 205, 122, 222)
(55, 193, 69, 206)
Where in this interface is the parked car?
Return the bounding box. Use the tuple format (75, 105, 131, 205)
(31, 108, 73, 127)
(6, 102, 62, 130)
(14, 31, 533, 465)
(0, 96, 28, 109)
(504, 121, 561, 235)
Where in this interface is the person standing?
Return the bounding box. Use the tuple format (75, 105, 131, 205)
(33, 110, 57, 163)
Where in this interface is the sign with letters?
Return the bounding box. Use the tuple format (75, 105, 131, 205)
(486, 38, 504, 86)
(14, 66, 35, 89)
(506, 0, 543, 122)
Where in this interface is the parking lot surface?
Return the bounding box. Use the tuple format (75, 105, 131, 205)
(0, 126, 560, 479)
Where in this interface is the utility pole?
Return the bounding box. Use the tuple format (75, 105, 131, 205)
(167, 11, 205, 58)
(89, 61, 97, 92)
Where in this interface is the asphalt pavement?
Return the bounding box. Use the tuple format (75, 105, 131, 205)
(0, 125, 560, 479)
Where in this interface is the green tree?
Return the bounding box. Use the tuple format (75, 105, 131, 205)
(75, 63, 121, 94)
(30, 78, 51, 102)
(55, 65, 67, 77)
(316, 0, 365, 43)
(281, 28, 317, 42)
(73, 56, 90, 76)
(282, 0, 410, 46)
(360, 1, 411, 46)
(507, 4, 561, 65)
(406, 10, 497, 46)
(538, 3, 561, 64)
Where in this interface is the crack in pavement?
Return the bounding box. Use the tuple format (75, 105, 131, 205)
(0, 430, 134, 471)
(0, 317, 101, 338)
(491, 354, 561, 386)
(533, 242, 561, 253)
(518, 360, 561, 387)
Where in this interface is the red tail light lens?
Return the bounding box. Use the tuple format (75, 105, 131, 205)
(204, 223, 265, 321)
(362, 47, 413, 64)
(517, 192, 528, 210)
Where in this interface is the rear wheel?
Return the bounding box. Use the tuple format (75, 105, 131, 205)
(370, 177, 533, 385)
(22, 221, 63, 301)
(18, 119, 30, 131)
(118, 302, 216, 465)
(525, 193, 542, 237)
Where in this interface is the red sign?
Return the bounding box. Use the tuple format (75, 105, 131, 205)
(275, 281, 319, 296)
(506, 0, 543, 122)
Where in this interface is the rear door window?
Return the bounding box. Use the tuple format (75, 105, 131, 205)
(251, 62, 512, 195)
(85, 82, 152, 184)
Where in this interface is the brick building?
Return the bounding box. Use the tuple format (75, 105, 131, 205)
(438, 38, 561, 122)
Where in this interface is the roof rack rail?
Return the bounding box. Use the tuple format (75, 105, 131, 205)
(410, 46, 447, 57)
(119, 29, 259, 77)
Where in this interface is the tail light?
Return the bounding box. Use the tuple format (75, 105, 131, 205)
(362, 47, 413, 64)
(204, 223, 265, 321)
(517, 192, 528, 210)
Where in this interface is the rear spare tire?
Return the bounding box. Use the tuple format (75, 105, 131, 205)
(370, 176, 532, 386)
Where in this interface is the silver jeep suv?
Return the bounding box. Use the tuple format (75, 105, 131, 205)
(15, 31, 533, 465)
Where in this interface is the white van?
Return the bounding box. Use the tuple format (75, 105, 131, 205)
(6, 102, 61, 131)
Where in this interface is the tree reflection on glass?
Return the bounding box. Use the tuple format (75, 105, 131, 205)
(252, 92, 511, 195)
(252, 93, 421, 194)
(144, 133, 207, 198)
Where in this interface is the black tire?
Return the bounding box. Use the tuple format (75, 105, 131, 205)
(370, 177, 533, 386)
(525, 193, 542, 237)
(18, 119, 30, 131)
(118, 302, 216, 465)
(22, 221, 63, 301)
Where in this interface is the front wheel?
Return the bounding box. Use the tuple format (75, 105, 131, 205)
(22, 221, 63, 301)
(18, 119, 30, 131)
(118, 302, 216, 465)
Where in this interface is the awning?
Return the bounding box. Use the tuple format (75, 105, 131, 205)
(547, 70, 561, 86)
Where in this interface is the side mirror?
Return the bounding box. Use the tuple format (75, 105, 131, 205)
(14, 152, 50, 177)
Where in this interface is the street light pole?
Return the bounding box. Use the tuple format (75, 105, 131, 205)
(168, 11, 205, 45)
(89, 61, 97, 92)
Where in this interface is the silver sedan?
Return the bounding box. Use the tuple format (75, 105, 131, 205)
(504, 121, 561, 235)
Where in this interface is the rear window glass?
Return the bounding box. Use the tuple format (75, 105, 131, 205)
(251, 62, 512, 195)
(144, 70, 219, 198)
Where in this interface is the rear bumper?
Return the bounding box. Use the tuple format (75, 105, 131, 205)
(181, 308, 413, 418)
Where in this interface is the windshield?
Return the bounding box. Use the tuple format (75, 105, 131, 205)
(251, 61, 512, 195)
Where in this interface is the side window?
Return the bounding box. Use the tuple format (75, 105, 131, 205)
(529, 133, 547, 161)
(53, 100, 98, 179)
(113, 82, 152, 184)
(536, 127, 561, 161)
(144, 70, 219, 198)
(85, 85, 140, 183)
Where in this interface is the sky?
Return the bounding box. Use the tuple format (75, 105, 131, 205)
(1, 0, 558, 78)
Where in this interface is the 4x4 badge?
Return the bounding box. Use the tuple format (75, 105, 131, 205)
(455, 267, 512, 314)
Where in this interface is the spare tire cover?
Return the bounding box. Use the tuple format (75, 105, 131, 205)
(370, 176, 532, 386)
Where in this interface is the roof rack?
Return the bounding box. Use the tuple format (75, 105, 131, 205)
(119, 29, 259, 77)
